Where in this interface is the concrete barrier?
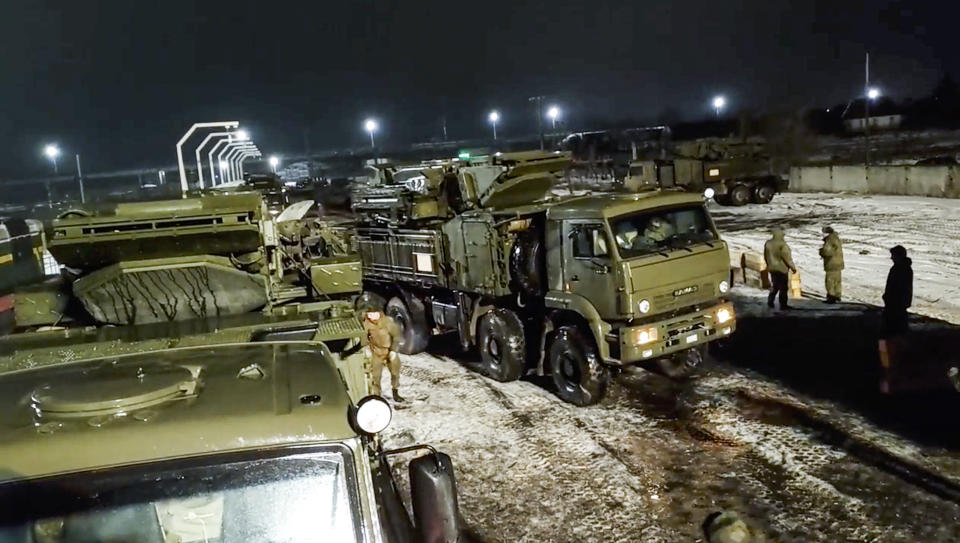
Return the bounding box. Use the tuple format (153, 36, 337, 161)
(790, 165, 960, 198)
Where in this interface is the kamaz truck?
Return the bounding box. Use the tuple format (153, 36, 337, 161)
(351, 151, 736, 405)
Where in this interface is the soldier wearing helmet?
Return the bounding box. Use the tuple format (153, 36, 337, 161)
(362, 310, 404, 402)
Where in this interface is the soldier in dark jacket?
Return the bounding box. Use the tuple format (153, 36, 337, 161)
(882, 245, 913, 337)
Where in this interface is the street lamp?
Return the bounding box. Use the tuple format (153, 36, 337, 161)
(364, 119, 378, 148)
(269, 156, 280, 173)
(488, 110, 500, 140)
(236, 150, 260, 180)
(867, 87, 880, 100)
(209, 138, 234, 185)
(175, 121, 239, 196)
(547, 106, 560, 130)
(712, 96, 726, 117)
(195, 131, 235, 189)
(226, 144, 257, 182)
(235, 129, 250, 141)
(43, 144, 60, 174)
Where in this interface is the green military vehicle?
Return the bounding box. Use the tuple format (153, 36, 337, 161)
(624, 138, 788, 206)
(0, 314, 464, 543)
(352, 151, 736, 405)
(27, 192, 359, 328)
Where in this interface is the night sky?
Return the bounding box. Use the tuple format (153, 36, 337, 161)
(1, 0, 957, 178)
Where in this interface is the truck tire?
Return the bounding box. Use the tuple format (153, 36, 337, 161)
(386, 296, 430, 355)
(548, 326, 609, 406)
(476, 308, 525, 382)
(509, 230, 545, 296)
(655, 345, 705, 380)
(713, 194, 732, 206)
(729, 184, 751, 207)
(355, 290, 387, 313)
(752, 183, 776, 204)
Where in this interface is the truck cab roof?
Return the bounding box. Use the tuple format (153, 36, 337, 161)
(0, 342, 357, 483)
(543, 191, 708, 220)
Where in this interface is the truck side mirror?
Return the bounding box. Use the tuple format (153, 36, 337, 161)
(409, 452, 461, 543)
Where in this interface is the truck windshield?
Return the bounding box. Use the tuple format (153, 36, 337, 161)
(610, 205, 717, 259)
(0, 447, 361, 543)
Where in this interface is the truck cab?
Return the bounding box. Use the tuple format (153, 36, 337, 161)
(544, 191, 735, 374)
(0, 319, 462, 543)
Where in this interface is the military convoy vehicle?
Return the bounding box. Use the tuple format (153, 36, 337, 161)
(28, 191, 359, 328)
(624, 138, 788, 206)
(352, 151, 736, 405)
(0, 314, 464, 543)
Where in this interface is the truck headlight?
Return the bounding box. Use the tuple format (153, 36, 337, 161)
(718, 280, 729, 294)
(352, 395, 392, 435)
(715, 306, 733, 324)
(629, 326, 659, 346)
(638, 299, 651, 314)
(703, 187, 716, 199)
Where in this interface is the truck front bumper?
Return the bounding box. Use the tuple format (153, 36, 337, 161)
(612, 302, 736, 365)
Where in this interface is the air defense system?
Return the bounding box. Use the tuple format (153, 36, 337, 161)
(352, 151, 736, 405)
(18, 191, 360, 328)
(624, 138, 789, 206)
(562, 129, 788, 206)
(0, 312, 464, 543)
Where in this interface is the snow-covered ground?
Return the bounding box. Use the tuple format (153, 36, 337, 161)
(382, 336, 960, 542)
(713, 193, 960, 324)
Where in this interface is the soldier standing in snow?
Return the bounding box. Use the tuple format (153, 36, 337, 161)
(882, 245, 913, 337)
(818, 226, 844, 303)
(362, 310, 405, 402)
(764, 227, 797, 310)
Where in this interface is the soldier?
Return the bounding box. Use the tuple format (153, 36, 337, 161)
(614, 221, 640, 250)
(882, 245, 913, 337)
(362, 310, 405, 402)
(818, 226, 844, 303)
(643, 216, 676, 243)
(703, 511, 754, 543)
(763, 227, 797, 310)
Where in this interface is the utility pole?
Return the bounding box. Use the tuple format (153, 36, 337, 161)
(75, 154, 85, 204)
(865, 52, 871, 171)
(441, 115, 448, 141)
(529, 95, 545, 150)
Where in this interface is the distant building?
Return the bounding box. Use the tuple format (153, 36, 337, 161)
(842, 97, 904, 132)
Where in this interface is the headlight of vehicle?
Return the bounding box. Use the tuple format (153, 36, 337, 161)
(718, 280, 729, 294)
(352, 395, 392, 435)
(703, 187, 716, 199)
(638, 299, 651, 314)
(629, 326, 659, 346)
(715, 306, 733, 324)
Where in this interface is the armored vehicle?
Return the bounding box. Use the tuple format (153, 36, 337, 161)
(36, 192, 359, 328)
(0, 316, 463, 543)
(352, 151, 736, 405)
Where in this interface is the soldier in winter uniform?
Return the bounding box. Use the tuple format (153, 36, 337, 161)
(818, 226, 844, 303)
(763, 227, 797, 310)
(362, 310, 404, 402)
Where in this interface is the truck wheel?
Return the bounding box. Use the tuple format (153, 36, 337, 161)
(476, 309, 525, 382)
(386, 296, 429, 355)
(355, 291, 387, 313)
(548, 326, 609, 406)
(753, 183, 776, 204)
(729, 184, 751, 207)
(655, 345, 705, 380)
(713, 194, 731, 206)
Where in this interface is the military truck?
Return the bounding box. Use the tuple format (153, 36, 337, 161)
(624, 138, 788, 206)
(352, 151, 736, 405)
(0, 314, 464, 543)
(31, 191, 359, 328)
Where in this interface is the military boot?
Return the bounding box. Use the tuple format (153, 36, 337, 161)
(392, 388, 406, 403)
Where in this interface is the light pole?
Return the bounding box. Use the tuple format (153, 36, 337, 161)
(488, 110, 500, 140)
(712, 96, 726, 118)
(232, 146, 259, 181)
(208, 137, 233, 185)
(364, 119, 378, 149)
(225, 145, 256, 183)
(175, 121, 239, 197)
(237, 150, 261, 179)
(194, 131, 236, 189)
(43, 144, 60, 174)
(269, 156, 280, 173)
(547, 106, 560, 130)
(528, 95, 545, 150)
